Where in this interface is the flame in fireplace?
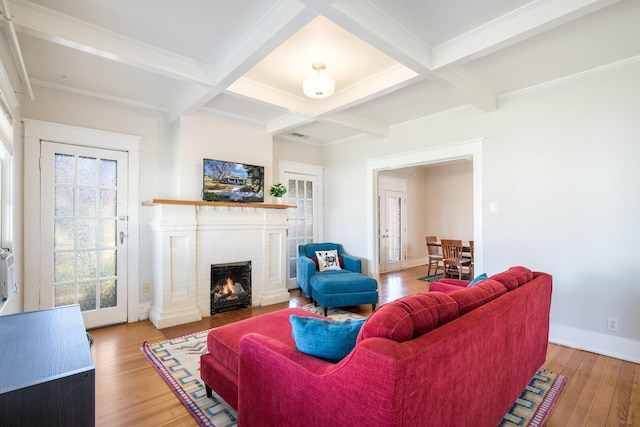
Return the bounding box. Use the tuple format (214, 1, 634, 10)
(223, 277, 236, 295)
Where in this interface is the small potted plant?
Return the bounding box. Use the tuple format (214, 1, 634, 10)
(269, 183, 287, 204)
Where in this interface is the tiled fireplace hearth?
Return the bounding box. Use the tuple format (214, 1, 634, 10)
(144, 200, 292, 328)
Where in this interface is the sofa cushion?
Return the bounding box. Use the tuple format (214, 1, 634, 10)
(315, 250, 342, 271)
(358, 292, 459, 343)
(310, 271, 377, 293)
(467, 272, 488, 287)
(310, 256, 343, 271)
(206, 308, 323, 375)
(448, 279, 507, 315)
(290, 315, 366, 362)
(490, 266, 534, 291)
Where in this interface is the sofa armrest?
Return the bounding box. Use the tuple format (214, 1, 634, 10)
(296, 256, 317, 292)
(341, 254, 361, 273)
(238, 333, 407, 427)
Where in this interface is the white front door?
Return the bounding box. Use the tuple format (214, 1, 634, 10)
(40, 141, 129, 328)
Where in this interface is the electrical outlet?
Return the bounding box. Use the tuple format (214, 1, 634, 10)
(607, 317, 618, 332)
(143, 283, 150, 293)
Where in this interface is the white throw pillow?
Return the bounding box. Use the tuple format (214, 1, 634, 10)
(315, 250, 342, 272)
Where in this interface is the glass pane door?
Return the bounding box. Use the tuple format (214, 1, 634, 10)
(285, 175, 317, 289)
(41, 142, 128, 328)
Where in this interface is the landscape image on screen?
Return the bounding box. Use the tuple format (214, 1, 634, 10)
(203, 158, 264, 202)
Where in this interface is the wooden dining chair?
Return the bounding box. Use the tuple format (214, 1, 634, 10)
(441, 239, 473, 280)
(425, 236, 443, 276)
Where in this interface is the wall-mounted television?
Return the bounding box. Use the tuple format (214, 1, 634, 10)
(202, 158, 264, 202)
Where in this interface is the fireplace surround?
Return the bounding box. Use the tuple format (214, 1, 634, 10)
(144, 199, 292, 328)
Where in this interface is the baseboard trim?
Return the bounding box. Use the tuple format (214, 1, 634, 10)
(549, 322, 640, 364)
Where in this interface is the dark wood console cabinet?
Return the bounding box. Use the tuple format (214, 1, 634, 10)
(0, 305, 95, 426)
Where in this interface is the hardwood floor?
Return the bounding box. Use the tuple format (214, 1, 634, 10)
(90, 265, 639, 426)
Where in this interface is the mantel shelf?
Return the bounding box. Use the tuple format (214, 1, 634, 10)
(141, 199, 295, 209)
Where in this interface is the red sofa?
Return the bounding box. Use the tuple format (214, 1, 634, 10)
(201, 266, 552, 427)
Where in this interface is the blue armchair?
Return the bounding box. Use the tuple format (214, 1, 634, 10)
(297, 243, 378, 316)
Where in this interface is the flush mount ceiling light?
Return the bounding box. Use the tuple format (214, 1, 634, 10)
(302, 63, 335, 99)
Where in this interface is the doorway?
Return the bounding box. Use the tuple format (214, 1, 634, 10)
(366, 139, 484, 277)
(40, 141, 129, 328)
(23, 119, 141, 328)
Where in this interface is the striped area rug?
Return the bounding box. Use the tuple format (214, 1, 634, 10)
(142, 308, 565, 427)
(500, 368, 567, 427)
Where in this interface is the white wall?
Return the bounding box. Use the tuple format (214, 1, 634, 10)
(424, 162, 473, 243)
(178, 112, 273, 200)
(322, 61, 640, 362)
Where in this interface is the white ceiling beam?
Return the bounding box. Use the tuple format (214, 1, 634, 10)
(174, 0, 317, 117)
(303, 0, 497, 113)
(319, 111, 389, 139)
(432, 0, 622, 70)
(267, 112, 314, 134)
(228, 77, 316, 116)
(10, 0, 216, 87)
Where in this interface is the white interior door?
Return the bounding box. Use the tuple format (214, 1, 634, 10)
(40, 141, 128, 328)
(278, 161, 324, 290)
(378, 176, 407, 272)
(284, 173, 319, 289)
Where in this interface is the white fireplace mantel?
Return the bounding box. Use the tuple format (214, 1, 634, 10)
(143, 200, 293, 328)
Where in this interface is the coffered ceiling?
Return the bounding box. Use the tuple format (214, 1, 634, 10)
(1, 0, 639, 144)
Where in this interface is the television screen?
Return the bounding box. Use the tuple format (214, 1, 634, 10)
(202, 158, 264, 202)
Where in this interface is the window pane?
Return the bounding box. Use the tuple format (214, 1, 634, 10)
(101, 219, 116, 247)
(54, 154, 75, 184)
(100, 159, 117, 187)
(54, 219, 75, 250)
(78, 251, 97, 280)
(100, 189, 117, 217)
(54, 283, 75, 307)
(78, 281, 97, 311)
(54, 252, 75, 282)
(100, 249, 116, 277)
(78, 219, 96, 249)
(78, 156, 97, 186)
(78, 188, 97, 217)
(100, 280, 117, 309)
(54, 186, 75, 216)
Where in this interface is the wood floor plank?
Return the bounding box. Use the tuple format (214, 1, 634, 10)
(587, 356, 621, 426)
(609, 361, 637, 427)
(566, 352, 606, 426)
(628, 364, 640, 427)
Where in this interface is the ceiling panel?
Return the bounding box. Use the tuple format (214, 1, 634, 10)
(26, 0, 279, 63)
(366, 0, 534, 46)
(19, 33, 189, 109)
(345, 80, 464, 126)
(461, 0, 640, 95)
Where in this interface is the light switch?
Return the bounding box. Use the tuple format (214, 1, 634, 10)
(490, 203, 498, 213)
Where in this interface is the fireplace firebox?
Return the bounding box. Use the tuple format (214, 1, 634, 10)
(210, 261, 252, 314)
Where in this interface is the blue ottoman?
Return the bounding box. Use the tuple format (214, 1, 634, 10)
(310, 271, 378, 316)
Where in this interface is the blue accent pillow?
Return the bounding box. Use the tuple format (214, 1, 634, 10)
(467, 273, 488, 287)
(289, 315, 366, 362)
